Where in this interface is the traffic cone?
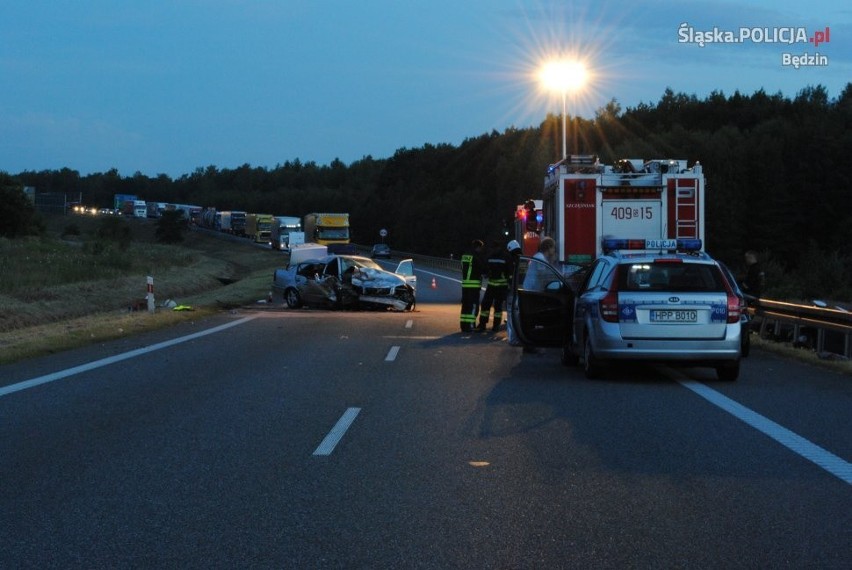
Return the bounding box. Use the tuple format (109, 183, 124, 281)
(431, 278, 437, 289)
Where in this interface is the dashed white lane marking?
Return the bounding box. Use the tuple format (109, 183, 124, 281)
(0, 316, 258, 398)
(405, 319, 413, 329)
(679, 380, 852, 485)
(313, 407, 361, 456)
(385, 346, 400, 361)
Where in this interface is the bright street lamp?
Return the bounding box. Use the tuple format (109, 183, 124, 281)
(539, 60, 587, 159)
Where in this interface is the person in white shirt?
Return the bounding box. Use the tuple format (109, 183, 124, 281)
(522, 237, 557, 292)
(517, 237, 557, 353)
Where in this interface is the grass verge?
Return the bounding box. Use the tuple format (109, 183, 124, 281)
(0, 214, 283, 365)
(750, 334, 851, 376)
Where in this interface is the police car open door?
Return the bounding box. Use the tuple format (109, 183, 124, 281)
(510, 256, 573, 347)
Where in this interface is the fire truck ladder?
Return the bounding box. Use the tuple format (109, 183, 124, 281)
(675, 180, 699, 239)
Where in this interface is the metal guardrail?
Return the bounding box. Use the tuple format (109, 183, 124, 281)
(752, 299, 852, 358)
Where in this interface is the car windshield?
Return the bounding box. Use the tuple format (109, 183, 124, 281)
(620, 262, 726, 292)
(341, 257, 382, 272)
(317, 228, 349, 239)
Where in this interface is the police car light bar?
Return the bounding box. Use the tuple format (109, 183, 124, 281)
(601, 238, 702, 253)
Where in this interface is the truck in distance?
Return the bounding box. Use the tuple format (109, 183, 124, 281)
(303, 212, 350, 249)
(270, 216, 303, 250)
(246, 213, 274, 244)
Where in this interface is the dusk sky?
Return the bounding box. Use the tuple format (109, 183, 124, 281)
(2, 0, 849, 178)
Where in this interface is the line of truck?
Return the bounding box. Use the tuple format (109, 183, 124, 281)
(193, 209, 352, 251)
(112, 195, 351, 252)
(114, 194, 203, 224)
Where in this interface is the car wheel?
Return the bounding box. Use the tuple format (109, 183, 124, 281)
(716, 361, 740, 381)
(583, 334, 601, 379)
(397, 290, 415, 311)
(285, 288, 302, 309)
(741, 330, 751, 358)
(561, 343, 579, 367)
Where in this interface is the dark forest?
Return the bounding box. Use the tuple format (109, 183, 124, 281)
(6, 84, 852, 300)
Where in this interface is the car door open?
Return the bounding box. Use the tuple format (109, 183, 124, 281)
(395, 259, 417, 291)
(510, 256, 573, 347)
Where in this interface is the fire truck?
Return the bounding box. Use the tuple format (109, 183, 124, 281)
(538, 155, 705, 266)
(514, 199, 543, 256)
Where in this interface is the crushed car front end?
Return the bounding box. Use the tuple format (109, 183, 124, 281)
(351, 268, 415, 311)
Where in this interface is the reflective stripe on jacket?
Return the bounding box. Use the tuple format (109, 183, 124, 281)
(461, 254, 481, 288)
(486, 256, 509, 287)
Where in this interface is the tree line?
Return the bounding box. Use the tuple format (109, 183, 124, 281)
(4, 83, 851, 301)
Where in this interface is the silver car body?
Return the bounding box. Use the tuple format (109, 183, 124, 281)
(273, 255, 416, 311)
(577, 255, 738, 356)
(511, 245, 742, 380)
(371, 243, 391, 258)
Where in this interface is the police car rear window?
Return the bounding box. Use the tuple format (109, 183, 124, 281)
(619, 262, 726, 292)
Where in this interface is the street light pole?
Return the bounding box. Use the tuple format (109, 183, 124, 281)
(561, 90, 567, 160)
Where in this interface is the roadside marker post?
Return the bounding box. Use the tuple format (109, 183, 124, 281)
(146, 276, 155, 313)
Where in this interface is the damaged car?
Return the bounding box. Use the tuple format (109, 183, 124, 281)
(272, 255, 416, 311)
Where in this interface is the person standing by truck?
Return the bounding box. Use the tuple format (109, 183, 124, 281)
(505, 240, 523, 345)
(522, 237, 557, 291)
(514, 237, 557, 354)
(478, 239, 511, 332)
(460, 239, 486, 332)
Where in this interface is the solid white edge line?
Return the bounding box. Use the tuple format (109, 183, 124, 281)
(385, 346, 400, 361)
(0, 316, 258, 398)
(679, 380, 852, 485)
(313, 407, 361, 456)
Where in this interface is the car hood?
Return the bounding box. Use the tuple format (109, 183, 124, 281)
(353, 267, 406, 287)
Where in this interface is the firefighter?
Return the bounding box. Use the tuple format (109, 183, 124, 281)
(478, 239, 511, 332)
(460, 239, 486, 332)
(505, 240, 524, 345)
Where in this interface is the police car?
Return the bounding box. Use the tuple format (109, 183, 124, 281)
(510, 238, 743, 381)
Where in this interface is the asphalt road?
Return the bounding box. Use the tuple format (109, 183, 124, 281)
(1, 265, 850, 568)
